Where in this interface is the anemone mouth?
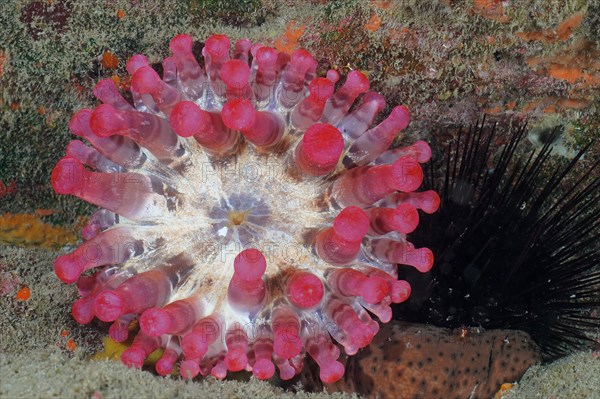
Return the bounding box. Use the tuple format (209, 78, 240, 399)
(209, 191, 273, 245)
(396, 120, 600, 360)
(228, 209, 249, 226)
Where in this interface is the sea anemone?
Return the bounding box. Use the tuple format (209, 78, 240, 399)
(396, 120, 600, 360)
(50, 33, 438, 383)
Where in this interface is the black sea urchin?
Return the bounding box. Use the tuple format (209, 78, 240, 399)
(396, 120, 600, 360)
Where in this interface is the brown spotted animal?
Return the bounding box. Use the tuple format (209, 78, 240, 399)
(300, 322, 541, 399)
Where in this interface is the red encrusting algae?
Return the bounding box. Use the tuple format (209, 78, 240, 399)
(15, 286, 31, 301)
(51, 33, 438, 383)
